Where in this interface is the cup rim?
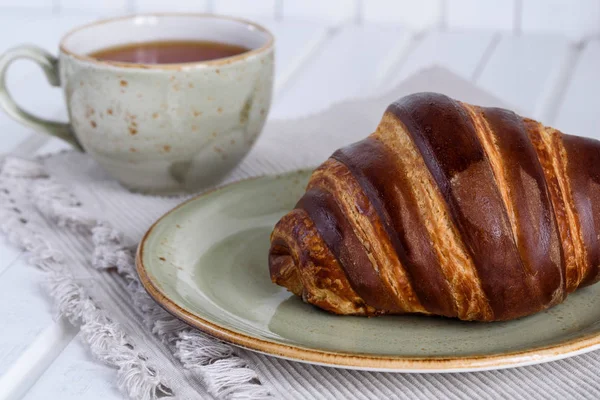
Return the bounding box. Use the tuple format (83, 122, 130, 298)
(59, 13, 275, 70)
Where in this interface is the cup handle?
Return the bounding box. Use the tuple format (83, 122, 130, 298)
(0, 45, 83, 151)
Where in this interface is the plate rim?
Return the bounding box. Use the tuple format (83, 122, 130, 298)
(136, 171, 600, 372)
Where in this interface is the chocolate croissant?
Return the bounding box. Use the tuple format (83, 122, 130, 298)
(269, 92, 600, 321)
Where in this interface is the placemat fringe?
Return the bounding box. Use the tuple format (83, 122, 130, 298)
(0, 157, 174, 400)
(1, 156, 272, 400)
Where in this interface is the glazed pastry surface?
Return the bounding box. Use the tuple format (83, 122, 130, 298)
(269, 93, 600, 321)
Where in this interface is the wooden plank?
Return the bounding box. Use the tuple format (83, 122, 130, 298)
(386, 31, 495, 88)
(133, 0, 209, 12)
(213, 0, 277, 18)
(521, 0, 600, 40)
(0, 319, 78, 400)
(0, 241, 23, 276)
(22, 333, 123, 400)
(555, 41, 600, 139)
(281, 0, 359, 23)
(445, 0, 515, 31)
(475, 34, 572, 118)
(270, 25, 412, 119)
(0, 0, 52, 9)
(58, 0, 128, 14)
(0, 14, 97, 84)
(361, 0, 442, 30)
(257, 18, 330, 93)
(0, 258, 57, 377)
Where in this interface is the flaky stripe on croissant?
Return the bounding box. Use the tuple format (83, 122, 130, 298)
(269, 93, 600, 322)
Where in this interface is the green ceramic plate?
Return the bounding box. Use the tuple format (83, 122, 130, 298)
(136, 170, 600, 372)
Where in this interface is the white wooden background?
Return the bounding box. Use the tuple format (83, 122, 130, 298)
(0, 1, 600, 399)
(0, 0, 600, 37)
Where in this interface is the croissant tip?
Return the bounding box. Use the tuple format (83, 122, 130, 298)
(269, 249, 304, 297)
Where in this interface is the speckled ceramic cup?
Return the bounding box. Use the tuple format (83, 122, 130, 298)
(0, 14, 274, 193)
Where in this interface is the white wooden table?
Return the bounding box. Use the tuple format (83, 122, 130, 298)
(0, 12, 599, 400)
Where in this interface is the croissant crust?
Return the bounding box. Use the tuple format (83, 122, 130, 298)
(269, 93, 600, 321)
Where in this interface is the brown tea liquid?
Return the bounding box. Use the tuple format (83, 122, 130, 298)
(89, 40, 249, 64)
